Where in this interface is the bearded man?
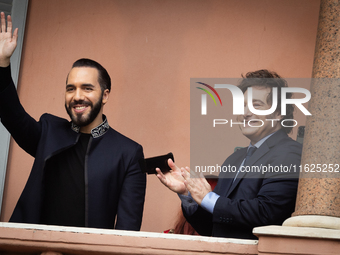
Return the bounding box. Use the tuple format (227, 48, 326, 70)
(0, 12, 146, 230)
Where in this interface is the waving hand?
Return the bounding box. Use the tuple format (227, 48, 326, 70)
(0, 12, 18, 67)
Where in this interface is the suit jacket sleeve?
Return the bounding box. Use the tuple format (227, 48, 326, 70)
(0, 66, 41, 157)
(115, 144, 146, 231)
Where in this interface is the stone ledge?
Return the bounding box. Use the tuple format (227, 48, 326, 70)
(0, 222, 258, 255)
(253, 225, 340, 240)
(253, 225, 340, 255)
(283, 215, 340, 230)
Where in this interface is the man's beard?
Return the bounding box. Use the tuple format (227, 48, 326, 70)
(65, 94, 103, 127)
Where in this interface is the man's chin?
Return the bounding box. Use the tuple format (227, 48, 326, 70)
(66, 99, 102, 128)
(240, 127, 257, 138)
(71, 114, 91, 127)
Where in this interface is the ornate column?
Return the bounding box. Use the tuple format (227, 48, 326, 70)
(283, 0, 340, 228)
(254, 2, 340, 253)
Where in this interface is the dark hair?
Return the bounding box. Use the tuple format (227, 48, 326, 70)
(238, 69, 294, 134)
(71, 58, 111, 92)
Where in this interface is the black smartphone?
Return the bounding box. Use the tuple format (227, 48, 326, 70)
(139, 152, 174, 174)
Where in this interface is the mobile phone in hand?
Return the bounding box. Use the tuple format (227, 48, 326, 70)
(139, 152, 174, 174)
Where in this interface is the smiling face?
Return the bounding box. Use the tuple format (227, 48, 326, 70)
(65, 67, 109, 133)
(237, 86, 282, 145)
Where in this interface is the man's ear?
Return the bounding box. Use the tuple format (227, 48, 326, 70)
(102, 89, 110, 105)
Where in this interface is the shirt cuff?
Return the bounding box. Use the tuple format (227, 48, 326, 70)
(200, 192, 220, 214)
(178, 192, 198, 216)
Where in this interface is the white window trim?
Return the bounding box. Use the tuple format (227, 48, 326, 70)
(0, 0, 29, 214)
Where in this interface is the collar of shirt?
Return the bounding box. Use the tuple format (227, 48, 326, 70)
(71, 115, 110, 138)
(248, 130, 278, 150)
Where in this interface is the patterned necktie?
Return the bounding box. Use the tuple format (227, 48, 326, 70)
(233, 146, 257, 182)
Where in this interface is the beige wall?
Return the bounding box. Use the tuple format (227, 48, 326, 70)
(0, 0, 320, 233)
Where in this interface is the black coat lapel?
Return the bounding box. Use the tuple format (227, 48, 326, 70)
(215, 148, 247, 197)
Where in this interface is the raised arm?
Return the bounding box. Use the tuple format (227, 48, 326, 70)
(0, 12, 42, 157)
(0, 12, 18, 67)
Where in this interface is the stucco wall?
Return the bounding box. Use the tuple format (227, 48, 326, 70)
(0, 0, 320, 233)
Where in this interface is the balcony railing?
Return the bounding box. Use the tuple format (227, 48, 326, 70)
(0, 222, 258, 255)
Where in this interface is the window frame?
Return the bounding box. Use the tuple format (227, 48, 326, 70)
(0, 0, 29, 214)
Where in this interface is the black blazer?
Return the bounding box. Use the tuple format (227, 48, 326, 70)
(184, 130, 302, 239)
